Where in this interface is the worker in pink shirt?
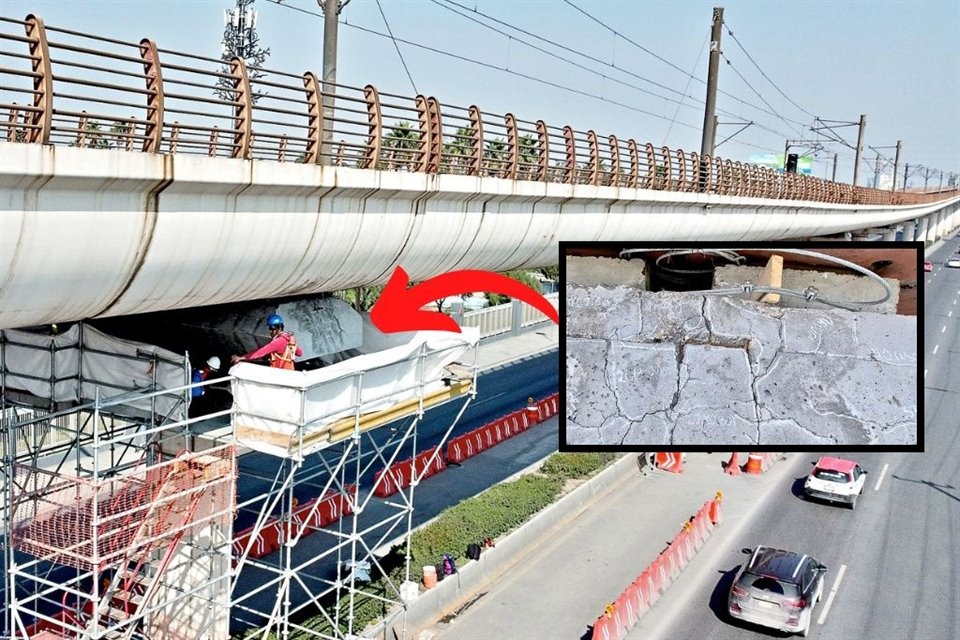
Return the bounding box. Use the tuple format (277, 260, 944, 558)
(231, 314, 302, 370)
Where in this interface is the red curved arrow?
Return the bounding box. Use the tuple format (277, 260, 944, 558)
(370, 266, 559, 334)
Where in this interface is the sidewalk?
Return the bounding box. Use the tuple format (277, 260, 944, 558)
(475, 323, 558, 371)
(413, 452, 802, 640)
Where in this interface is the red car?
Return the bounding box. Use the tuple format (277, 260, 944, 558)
(924, 261, 933, 272)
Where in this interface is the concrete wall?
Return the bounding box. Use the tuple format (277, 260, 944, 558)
(2, 141, 958, 329)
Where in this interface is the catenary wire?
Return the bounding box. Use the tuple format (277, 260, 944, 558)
(375, 0, 418, 94)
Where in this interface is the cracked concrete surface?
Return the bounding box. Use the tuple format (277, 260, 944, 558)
(565, 286, 917, 445)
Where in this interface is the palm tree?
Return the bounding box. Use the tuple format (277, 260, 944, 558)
(382, 121, 420, 171)
(442, 126, 476, 174)
(483, 137, 507, 176)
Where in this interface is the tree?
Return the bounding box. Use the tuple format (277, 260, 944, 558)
(487, 270, 541, 306)
(538, 266, 558, 281)
(382, 121, 420, 171)
(336, 286, 384, 313)
(216, 0, 270, 105)
(442, 126, 476, 173)
(483, 137, 507, 176)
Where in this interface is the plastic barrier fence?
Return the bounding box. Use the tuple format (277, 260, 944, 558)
(590, 495, 722, 640)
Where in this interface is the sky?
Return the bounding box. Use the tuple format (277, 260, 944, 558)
(4, 0, 959, 187)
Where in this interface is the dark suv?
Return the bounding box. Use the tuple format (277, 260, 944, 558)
(728, 546, 827, 637)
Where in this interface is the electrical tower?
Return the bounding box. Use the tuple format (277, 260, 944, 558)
(216, 0, 270, 103)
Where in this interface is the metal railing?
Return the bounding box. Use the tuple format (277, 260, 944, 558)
(1, 14, 956, 206)
(461, 292, 558, 338)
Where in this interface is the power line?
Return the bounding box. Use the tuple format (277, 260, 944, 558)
(433, 0, 704, 111)
(268, 0, 784, 154)
(663, 34, 709, 145)
(375, 0, 418, 94)
(722, 21, 816, 119)
(720, 51, 805, 139)
(560, 0, 807, 130)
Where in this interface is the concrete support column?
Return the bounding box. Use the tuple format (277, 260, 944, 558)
(902, 220, 916, 242)
(917, 217, 929, 245)
(881, 228, 897, 241)
(926, 212, 940, 243)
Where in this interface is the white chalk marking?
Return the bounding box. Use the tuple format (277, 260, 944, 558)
(817, 564, 847, 626)
(874, 463, 889, 491)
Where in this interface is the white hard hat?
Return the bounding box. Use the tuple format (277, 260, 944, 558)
(207, 356, 221, 370)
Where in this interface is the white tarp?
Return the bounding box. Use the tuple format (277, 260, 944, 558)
(231, 326, 479, 457)
(1, 324, 187, 419)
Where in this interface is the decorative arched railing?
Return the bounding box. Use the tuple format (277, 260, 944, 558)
(1, 14, 956, 206)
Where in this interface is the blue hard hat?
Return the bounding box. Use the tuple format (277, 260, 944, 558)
(266, 313, 284, 328)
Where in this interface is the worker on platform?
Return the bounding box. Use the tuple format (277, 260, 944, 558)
(231, 314, 302, 370)
(191, 356, 221, 399)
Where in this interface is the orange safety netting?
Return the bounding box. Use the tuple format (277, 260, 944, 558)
(10, 447, 235, 571)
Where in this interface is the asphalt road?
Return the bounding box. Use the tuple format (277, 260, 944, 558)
(629, 233, 960, 639)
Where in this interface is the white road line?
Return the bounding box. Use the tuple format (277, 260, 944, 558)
(818, 564, 847, 626)
(933, 344, 940, 355)
(874, 463, 889, 491)
(950, 310, 954, 318)
(943, 326, 948, 333)
(924, 369, 928, 377)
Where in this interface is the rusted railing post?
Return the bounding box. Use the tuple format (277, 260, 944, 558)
(75, 111, 89, 148)
(169, 122, 180, 154)
(645, 142, 656, 189)
(208, 126, 219, 157)
(24, 15, 52, 144)
(138, 38, 164, 153)
(627, 139, 639, 189)
(563, 126, 576, 185)
(7, 104, 20, 142)
(426, 97, 442, 173)
(534, 120, 549, 182)
(228, 56, 252, 159)
(676, 149, 688, 191)
(714, 156, 724, 194)
(608, 135, 621, 187)
(504, 113, 519, 180)
(362, 85, 382, 170)
(660, 146, 672, 191)
(586, 130, 600, 186)
(415, 95, 430, 173)
(302, 72, 323, 164)
(467, 106, 483, 177)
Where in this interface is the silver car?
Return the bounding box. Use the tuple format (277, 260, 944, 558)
(728, 546, 827, 637)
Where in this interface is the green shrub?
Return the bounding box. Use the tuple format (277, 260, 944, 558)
(540, 452, 618, 481)
(274, 452, 621, 638)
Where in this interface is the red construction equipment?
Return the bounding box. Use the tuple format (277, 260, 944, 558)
(723, 452, 741, 475)
(744, 453, 764, 474)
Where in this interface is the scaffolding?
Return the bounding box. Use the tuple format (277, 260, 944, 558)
(3, 323, 478, 639)
(221, 329, 478, 639)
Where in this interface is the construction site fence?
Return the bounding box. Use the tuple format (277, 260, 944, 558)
(1, 15, 956, 206)
(591, 496, 722, 640)
(460, 292, 558, 339)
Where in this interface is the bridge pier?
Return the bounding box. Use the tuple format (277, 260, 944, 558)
(902, 220, 916, 242)
(881, 228, 897, 242)
(916, 217, 930, 245)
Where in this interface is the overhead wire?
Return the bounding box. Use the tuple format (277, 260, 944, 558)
(375, 0, 418, 94)
(663, 34, 708, 145)
(267, 0, 784, 153)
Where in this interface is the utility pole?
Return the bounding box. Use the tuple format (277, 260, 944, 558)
(832, 153, 838, 182)
(852, 114, 866, 186)
(902, 163, 909, 191)
(891, 140, 901, 191)
(700, 7, 724, 159)
(317, 0, 351, 165)
(873, 154, 881, 189)
(939, 170, 944, 192)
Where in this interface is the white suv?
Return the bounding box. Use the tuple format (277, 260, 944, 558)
(803, 456, 867, 509)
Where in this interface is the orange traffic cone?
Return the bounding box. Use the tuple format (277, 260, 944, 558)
(668, 452, 684, 473)
(744, 453, 764, 475)
(709, 491, 723, 524)
(723, 452, 741, 475)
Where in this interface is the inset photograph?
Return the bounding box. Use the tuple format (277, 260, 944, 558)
(562, 242, 921, 449)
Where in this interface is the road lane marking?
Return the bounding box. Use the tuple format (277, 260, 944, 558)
(943, 326, 948, 333)
(874, 463, 889, 491)
(933, 344, 940, 355)
(950, 310, 954, 318)
(817, 564, 847, 625)
(924, 369, 928, 377)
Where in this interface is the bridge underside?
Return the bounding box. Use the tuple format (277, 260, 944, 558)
(1, 143, 958, 330)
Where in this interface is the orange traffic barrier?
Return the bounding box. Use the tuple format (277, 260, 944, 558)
(525, 396, 540, 424)
(654, 452, 684, 473)
(422, 565, 437, 589)
(723, 452, 741, 475)
(744, 453, 764, 474)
